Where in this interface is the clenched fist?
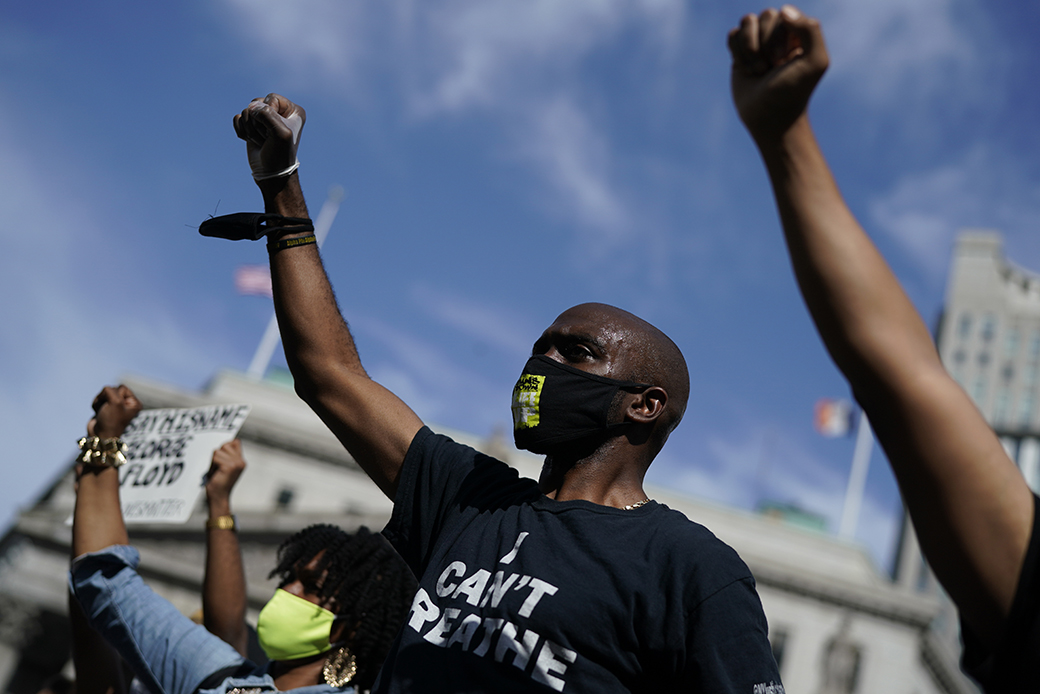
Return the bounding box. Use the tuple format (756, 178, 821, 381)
(88, 385, 142, 440)
(205, 439, 247, 504)
(728, 6, 828, 143)
(233, 93, 306, 181)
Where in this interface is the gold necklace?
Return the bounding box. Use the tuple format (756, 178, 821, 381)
(622, 498, 651, 510)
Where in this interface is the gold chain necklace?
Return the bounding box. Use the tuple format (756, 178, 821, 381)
(622, 498, 652, 510)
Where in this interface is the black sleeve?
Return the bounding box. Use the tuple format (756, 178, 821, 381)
(961, 493, 1040, 693)
(383, 427, 535, 576)
(682, 577, 783, 693)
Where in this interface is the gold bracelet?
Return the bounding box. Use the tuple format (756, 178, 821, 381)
(206, 515, 236, 531)
(76, 436, 128, 468)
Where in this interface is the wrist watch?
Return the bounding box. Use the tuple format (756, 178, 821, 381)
(206, 515, 236, 531)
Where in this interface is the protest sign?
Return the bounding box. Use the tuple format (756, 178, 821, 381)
(113, 404, 251, 524)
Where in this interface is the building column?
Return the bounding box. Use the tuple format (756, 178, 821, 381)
(1019, 437, 1040, 493)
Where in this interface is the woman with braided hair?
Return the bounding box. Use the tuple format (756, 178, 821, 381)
(69, 385, 417, 694)
(265, 524, 418, 691)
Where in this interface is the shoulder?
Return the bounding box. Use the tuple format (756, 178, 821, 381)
(647, 503, 745, 559)
(642, 504, 756, 601)
(409, 427, 538, 493)
(408, 426, 493, 470)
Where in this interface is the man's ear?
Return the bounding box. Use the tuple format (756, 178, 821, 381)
(626, 387, 668, 424)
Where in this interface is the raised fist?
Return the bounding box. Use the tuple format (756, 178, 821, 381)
(88, 385, 142, 439)
(205, 439, 247, 503)
(728, 5, 828, 143)
(233, 93, 306, 181)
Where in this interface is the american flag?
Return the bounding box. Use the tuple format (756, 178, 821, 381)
(234, 265, 272, 298)
(814, 398, 853, 438)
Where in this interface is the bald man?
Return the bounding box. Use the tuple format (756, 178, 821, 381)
(208, 96, 784, 693)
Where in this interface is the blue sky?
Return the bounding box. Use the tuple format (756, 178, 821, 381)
(3, 0, 1040, 571)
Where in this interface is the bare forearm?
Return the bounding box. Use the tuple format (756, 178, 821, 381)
(260, 174, 365, 384)
(73, 468, 129, 559)
(258, 174, 422, 496)
(757, 116, 941, 392)
(203, 496, 248, 656)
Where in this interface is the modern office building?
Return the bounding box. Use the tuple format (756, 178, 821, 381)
(0, 370, 974, 693)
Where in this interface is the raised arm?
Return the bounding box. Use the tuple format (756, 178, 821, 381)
(72, 386, 141, 558)
(729, 6, 1033, 646)
(69, 386, 140, 694)
(232, 94, 423, 499)
(202, 440, 249, 656)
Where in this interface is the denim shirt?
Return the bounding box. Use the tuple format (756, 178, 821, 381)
(70, 545, 354, 694)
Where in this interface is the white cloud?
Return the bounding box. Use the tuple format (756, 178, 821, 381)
(219, 0, 684, 239)
(519, 97, 629, 235)
(409, 0, 683, 115)
(219, 0, 369, 85)
(348, 309, 509, 432)
(410, 283, 538, 360)
(820, 0, 991, 109)
(869, 146, 1040, 281)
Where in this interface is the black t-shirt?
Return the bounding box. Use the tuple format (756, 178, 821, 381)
(375, 427, 784, 693)
(961, 494, 1040, 692)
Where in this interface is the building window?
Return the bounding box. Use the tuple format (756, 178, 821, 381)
(1020, 394, 1035, 429)
(994, 388, 1011, 425)
(1027, 365, 1039, 387)
(820, 621, 861, 694)
(1003, 364, 1015, 381)
(972, 377, 988, 407)
(958, 313, 973, 339)
(978, 352, 991, 368)
(1005, 328, 1021, 358)
(275, 486, 295, 510)
(981, 313, 997, 341)
(1030, 330, 1040, 359)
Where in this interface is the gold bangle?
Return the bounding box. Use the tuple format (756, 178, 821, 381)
(206, 515, 236, 531)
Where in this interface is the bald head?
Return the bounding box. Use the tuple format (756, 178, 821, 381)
(541, 303, 690, 443)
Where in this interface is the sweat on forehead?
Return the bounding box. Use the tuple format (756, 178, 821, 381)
(555, 304, 687, 378)
(554, 303, 690, 424)
(554, 303, 663, 344)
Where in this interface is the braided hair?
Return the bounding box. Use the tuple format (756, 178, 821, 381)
(269, 524, 417, 690)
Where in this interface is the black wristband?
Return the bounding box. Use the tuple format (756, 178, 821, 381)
(267, 234, 317, 253)
(199, 213, 314, 241)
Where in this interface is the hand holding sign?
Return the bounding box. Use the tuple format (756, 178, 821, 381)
(206, 440, 246, 509)
(117, 404, 251, 524)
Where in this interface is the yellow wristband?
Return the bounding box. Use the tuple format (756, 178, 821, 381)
(206, 515, 236, 531)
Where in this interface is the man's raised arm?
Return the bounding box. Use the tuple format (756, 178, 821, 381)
(232, 94, 423, 499)
(729, 7, 1033, 647)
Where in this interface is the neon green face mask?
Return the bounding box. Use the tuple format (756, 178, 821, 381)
(256, 588, 338, 661)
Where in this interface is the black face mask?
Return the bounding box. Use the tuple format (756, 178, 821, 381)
(511, 355, 651, 454)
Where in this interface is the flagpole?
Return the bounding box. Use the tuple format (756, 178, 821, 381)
(838, 411, 873, 539)
(246, 186, 344, 380)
